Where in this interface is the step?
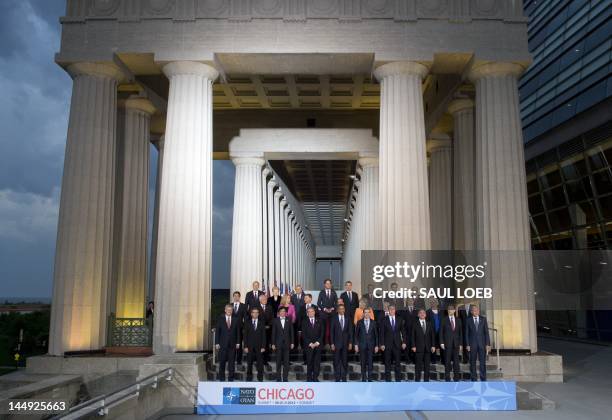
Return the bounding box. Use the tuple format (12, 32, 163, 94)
(516, 386, 556, 410)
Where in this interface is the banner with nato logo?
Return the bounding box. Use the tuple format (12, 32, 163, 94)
(197, 381, 517, 414)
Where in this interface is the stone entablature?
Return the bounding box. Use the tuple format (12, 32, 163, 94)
(66, 0, 526, 23)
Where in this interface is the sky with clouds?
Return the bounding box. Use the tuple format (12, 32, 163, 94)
(0, 0, 235, 298)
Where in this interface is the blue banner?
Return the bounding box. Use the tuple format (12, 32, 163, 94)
(197, 381, 517, 414)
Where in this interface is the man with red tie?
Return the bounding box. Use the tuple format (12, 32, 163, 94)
(215, 304, 240, 381)
(439, 304, 463, 381)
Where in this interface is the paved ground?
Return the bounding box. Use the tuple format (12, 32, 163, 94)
(163, 337, 612, 420)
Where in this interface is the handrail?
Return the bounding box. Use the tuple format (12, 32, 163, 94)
(211, 327, 217, 365)
(488, 327, 501, 371)
(52, 368, 173, 419)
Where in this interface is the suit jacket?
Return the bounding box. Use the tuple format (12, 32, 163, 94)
(301, 303, 319, 324)
(411, 318, 435, 352)
(302, 317, 324, 346)
(271, 317, 294, 348)
(269, 295, 282, 316)
(291, 293, 306, 323)
(245, 290, 265, 311)
(244, 318, 266, 350)
(354, 319, 378, 349)
(256, 303, 274, 327)
(215, 314, 240, 349)
(339, 291, 359, 317)
(380, 315, 405, 348)
(329, 314, 353, 349)
(231, 302, 248, 324)
(426, 309, 443, 333)
(465, 316, 491, 350)
(317, 289, 337, 313)
(403, 307, 418, 336)
(439, 315, 463, 349)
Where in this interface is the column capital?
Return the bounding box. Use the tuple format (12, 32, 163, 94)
(120, 97, 156, 115)
(162, 61, 219, 81)
(262, 167, 271, 177)
(280, 198, 288, 207)
(427, 137, 452, 154)
(373, 61, 429, 81)
(274, 189, 283, 199)
(67, 62, 124, 81)
(447, 98, 474, 115)
(468, 62, 526, 82)
(231, 156, 266, 167)
(358, 157, 379, 168)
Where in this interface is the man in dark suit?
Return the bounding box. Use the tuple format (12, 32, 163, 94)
(354, 308, 379, 382)
(426, 299, 443, 364)
(256, 294, 274, 365)
(245, 281, 264, 311)
(301, 294, 318, 364)
(215, 304, 240, 381)
(403, 298, 418, 365)
(243, 307, 266, 381)
(330, 304, 353, 382)
(380, 305, 406, 382)
(291, 284, 306, 348)
(458, 302, 472, 363)
(465, 305, 491, 381)
(439, 304, 463, 381)
(271, 306, 294, 382)
(340, 281, 359, 321)
(302, 306, 323, 381)
(316, 278, 337, 345)
(230, 291, 247, 365)
(411, 309, 436, 382)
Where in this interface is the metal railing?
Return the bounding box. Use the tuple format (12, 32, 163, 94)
(52, 368, 173, 419)
(107, 314, 152, 347)
(488, 327, 501, 370)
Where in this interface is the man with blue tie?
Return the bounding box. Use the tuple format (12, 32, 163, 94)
(244, 307, 266, 381)
(426, 299, 442, 364)
(330, 304, 353, 382)
(380, 304, 406, 381)
(317, 278, 337, 346)
(354, 308, 379, 382)
(465, 305, 491, 381)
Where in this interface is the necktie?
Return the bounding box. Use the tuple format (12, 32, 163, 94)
(474, 317, 479, 329)
(327, 290, 330, 299)
(262, 305, 265, 312)
(234, 303, 238, 313)
(281, 318, 285, 328)
(226, 316, 231, 328)
(391, 317, 395, 330)
(451, 317, 455, 331)
(310, 318, 314, 327)
(348, 293, 351, 302)
(421, 320, 426, 333)
(340, 316, 344, 329)
(365, 320, 369, 333)
(253, 319, 256, 329)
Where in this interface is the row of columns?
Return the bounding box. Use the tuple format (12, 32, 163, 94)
(230, 159, 316, 297)
(49, 58, 535, 355)
(345, 60, 535, 351)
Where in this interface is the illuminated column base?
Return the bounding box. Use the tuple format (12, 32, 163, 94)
(153, 61, 218, 353)
(471, 62, 537, 352)
(114, 97, 155, 319)
(49, 63, 123, 355)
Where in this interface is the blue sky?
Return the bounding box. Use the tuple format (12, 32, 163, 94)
(0, 0, 234, 297)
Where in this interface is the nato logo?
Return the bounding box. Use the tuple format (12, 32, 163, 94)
(223, 387, 256, 405)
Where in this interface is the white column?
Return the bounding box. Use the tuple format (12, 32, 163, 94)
(230, 157, 265, 296)
(267, 178, 277, 289)
(470, 62, 537, 352)
(374, 62, 431, 250)
(149, 135, 165, 302)
(359, 157, 380, 251)
(261, 168, 270, 287)
(279, 198, 288, 288)
(114, 97, 155, 318)
(153, 61, 218, 353)
(49, 62, 123, 355)
(428, 138, 453, 250)
(449, 99, 476, 251)
(273, 190, 283, 286)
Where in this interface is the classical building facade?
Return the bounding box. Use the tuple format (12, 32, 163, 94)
(49, 0, 537, 356)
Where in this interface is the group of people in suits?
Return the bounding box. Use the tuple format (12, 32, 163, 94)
(215, 279, 491, 383)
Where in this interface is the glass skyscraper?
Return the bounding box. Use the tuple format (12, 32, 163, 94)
(521, 0, 611, 342)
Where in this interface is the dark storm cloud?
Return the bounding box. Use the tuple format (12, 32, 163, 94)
(0, 1, 236, 296)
